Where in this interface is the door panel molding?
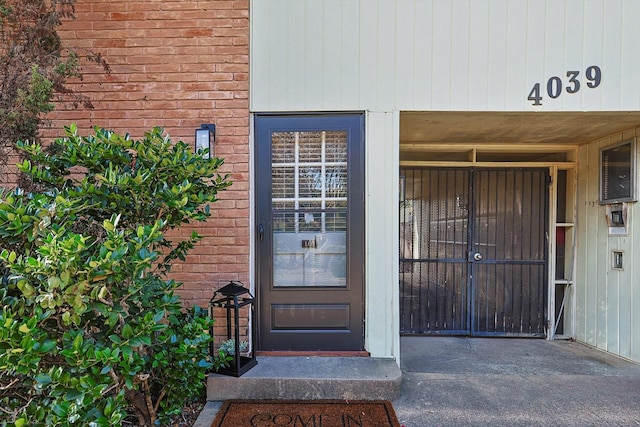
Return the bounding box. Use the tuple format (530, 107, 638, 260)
(271, 304, 350, 330)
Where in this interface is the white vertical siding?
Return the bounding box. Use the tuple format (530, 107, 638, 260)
(602, 1, 623, 109)
(412, 0, 433, 110)
(357, 2, 378, 109)
(576, 130, 640, 362)
(285, 2, 306, 109)
(394, 2, 416, 109)
(376, 1, 397, 108)
(467, 1, 487, 110)
(543, 1, 566, 88)
(487, 1, 509, 108)
(504, 2, 527, 110)
(322, 1, 346, 106)
(339, 1, 360, 106)
(365, 111, 400, 359)
(251, 0, 640, 112)
(633, 192, 640, 360)
(450, 2, 471, 108)
(621, 2, 640, 108)
(522, 2, 546, 109)
(304, 1, 324, 104)
(562, 0, 586, 111)
(430, 1, 453, 109)
(582, 1, 605, 109)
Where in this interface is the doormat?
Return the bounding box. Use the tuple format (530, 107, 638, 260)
(211, 399, 401, 427)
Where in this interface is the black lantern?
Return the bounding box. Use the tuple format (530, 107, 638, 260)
(195, 124, 215, 159)
(209, 281, 257, 377)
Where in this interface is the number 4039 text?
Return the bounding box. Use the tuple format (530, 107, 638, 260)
(528, 66, 601, 106)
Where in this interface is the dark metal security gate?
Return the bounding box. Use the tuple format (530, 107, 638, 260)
(399, 168, 548, 336)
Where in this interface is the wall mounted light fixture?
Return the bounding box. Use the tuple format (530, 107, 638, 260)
(195, 124, 216, 159)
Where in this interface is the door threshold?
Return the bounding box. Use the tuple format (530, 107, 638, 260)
(257, 350, 370, 357)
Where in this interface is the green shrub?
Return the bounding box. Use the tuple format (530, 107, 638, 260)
(218, 339, 249, 356)
(0, 125, 231, 426)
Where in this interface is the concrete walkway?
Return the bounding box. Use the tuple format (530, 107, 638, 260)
(197, 337, 640, 426)
(394, 336, 640, 426)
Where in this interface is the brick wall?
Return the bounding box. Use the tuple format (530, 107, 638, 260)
(0, 153, 21, 188)
(41, 0, 251, 309)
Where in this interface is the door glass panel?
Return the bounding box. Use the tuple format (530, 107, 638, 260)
(272, 130, 348, 287)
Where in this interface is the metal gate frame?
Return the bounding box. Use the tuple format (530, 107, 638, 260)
(399, 167, 549, 337)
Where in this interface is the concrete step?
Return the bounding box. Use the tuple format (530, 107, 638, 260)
(206, 356, 402, 401)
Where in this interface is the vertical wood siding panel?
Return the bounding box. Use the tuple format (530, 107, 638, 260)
(339, 1, 361, 108)
(322, 0, 344, 109)
(594, 140, 609, 350)
(376, 1, 396, 109)
(562, 0, 585, 111)
(358, 0, 378, 108)
(601, 1, 623, 109)
(252, 0, 640, 111)
(505, 1, 528, 110)
(616, 129, 636, 359)
(524, 1, 546, 111)
(487, 0, 509, 109)
(394, 1, 416, 109)
(596, 136, 622, 353)
(575, 145, 590, 343)
(621, 1, 640, 109)
(365, 111, 398, 357)
(284, 2, 308, 110)
(450, 1, 471, 109)
(286, 2, 307, 110)
(304, 1, 324, 108)
(617, 232, 631, 358)
(607, 236, 621, 355)
(584, 142, 600, 347)
(632, 137, 640, 361)
(543, 0, 566, 109)
(268, 1, 290, 110)
(581, 0, 605, 109)
(577, 129, 640, 360)
(431, 1, 453, 109)
(413, 0, 433, 109)
(618, 249, 635, 359)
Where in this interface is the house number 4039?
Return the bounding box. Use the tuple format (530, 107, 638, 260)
(528, 65, 602, 106)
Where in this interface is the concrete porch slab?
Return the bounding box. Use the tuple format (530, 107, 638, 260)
(206, 356, 402, 401)
(199, 338, 640, 426)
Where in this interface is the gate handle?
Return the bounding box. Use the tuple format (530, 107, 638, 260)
(258, 224, 264, 241)
(473, 252, 483, 261)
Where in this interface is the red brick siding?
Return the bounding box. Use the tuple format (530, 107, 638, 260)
(41, 0, 251, 310)
(1, 154, 21, 188)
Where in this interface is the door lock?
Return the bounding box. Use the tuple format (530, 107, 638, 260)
(473, 252, 483, 261)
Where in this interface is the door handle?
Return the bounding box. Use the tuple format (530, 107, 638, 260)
(473, 252, 483, 261)
(258, 224, 264, 241)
